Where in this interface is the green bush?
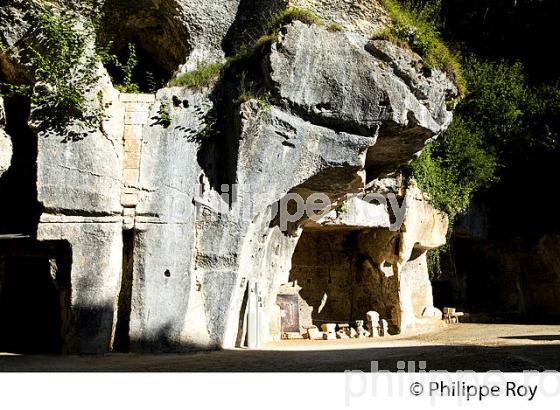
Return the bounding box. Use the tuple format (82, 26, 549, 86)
(1, 4, 103, 140)
(409, 57, 544, 217)
(459, 57, 528, 151)
(102, 43, 141, 93)
(377, 0, 466, 95)
(410, 116, 497, 216)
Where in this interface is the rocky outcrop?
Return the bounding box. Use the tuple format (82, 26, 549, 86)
(0, 0, 454, 352)
(269, 22, 456, 177)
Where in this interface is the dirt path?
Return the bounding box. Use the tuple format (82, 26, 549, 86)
(2, 324, 560, 372)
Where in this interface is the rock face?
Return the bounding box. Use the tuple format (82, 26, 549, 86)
(269, 24, 453, 136)
(0, 98, 12, 177)
(0, 0, 454, 353)
(434, 233, 560, 323)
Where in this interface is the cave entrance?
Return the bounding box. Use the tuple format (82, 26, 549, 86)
(0, 238, 71, 354)
(103, 41, 171, 93)
(278, 228, 397, 338)
(97, 0, 192, 93)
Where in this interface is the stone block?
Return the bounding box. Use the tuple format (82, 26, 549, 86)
(323, 332, 337, 340)
(122, 207, 136, 217)
(125, 102, 152, 112)
(124, 111, 150, 125)
(306, 327, 323, 340)
(380, 319, 389, 337)
(421, 306, 443, 320)
(123, 216, 135, 230)
(122, 186, 138, 195)
(124, 138, 142, 152)
(120, 93, 156, 103)
(121, 192, 138, 207)
(124, 126, 144, 141)
(124, 152, 141, 169)
(321, 323, 337, 333)
(367, 311, 380, 323)
(123, 169, 140, 185)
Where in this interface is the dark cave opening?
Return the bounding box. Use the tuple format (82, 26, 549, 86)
(0, 239, 72, 354)
(0, 256, 61, 354)
(104, 41, 171, 93)
(0, 95, 41, 235)
(97, 0, 191, 93)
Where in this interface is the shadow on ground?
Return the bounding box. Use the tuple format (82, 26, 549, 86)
(500, 335, 560, 342)
(2, 344, 560, 372)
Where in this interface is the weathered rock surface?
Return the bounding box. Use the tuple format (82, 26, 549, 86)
(35, 69, 124, 216)
(357, 184, 448, 273)
(269, 22, 456, 177)
(290, 0, 390, 34)
(0, 0, 454, 353)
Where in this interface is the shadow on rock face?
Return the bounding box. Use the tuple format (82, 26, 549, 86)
(0, 96, 41, 235)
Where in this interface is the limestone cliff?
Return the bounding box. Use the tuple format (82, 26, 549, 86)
(0, 0, 455, 353)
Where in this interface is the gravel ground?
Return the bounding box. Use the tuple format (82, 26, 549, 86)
(1, 324, 560, 372)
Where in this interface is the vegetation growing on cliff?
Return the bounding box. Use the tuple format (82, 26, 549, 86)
(327, 22, 344, 32)
(99, 43, 143, 93)
(268, 7, 322, 29)
(377, 0, 466, 95)
(253, 7, 323, 52)
(169, 7, 322, 91)
(410, 117, 496, 217)
(410, 54, 559, 218)
(1, 4, 103, 140)
(169, 62, 226, 88)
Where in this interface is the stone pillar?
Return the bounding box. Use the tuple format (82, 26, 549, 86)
(119, 93, 155, 229)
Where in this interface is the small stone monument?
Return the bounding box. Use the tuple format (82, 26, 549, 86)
(355, 320, 370, 338)
(367, 310, 380, 337)
(306, 326, 323, 340)
(380, 319, 389, 337)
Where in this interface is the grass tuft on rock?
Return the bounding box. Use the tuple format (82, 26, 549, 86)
(169, 62, 226, 88)
(377, 0, 466, 96)
(268, 7, 323, 29)
(327, 22, 344, 32)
